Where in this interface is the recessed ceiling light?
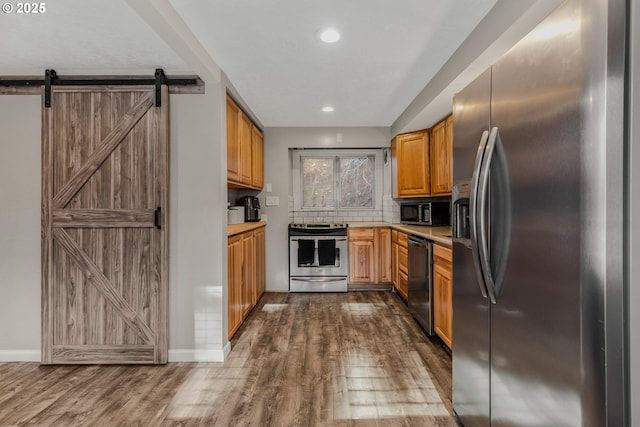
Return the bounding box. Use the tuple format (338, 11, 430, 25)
(319, 28, 341, 43)
(322, 106, 334, 113)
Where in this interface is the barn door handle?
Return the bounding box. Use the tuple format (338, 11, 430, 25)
(154, 207, 161, 229)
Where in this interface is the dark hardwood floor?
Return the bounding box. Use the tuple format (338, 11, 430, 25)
(0, 291, 456, 426)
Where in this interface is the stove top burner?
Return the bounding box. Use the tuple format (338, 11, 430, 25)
(289, 223, 348, 229)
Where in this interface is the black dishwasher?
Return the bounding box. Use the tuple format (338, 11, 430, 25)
(408, 235, 434, 335)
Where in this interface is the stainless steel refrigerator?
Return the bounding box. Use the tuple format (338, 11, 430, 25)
(451, 0, 627, 425)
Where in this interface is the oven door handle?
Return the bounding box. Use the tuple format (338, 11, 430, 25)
(290, 277, 346, 282)
(290, 238, 347, 242)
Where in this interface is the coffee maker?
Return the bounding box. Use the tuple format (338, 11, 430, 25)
(239, 196, 261, 222)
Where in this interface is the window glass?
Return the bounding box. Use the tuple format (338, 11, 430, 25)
(339, 156, 374, 208)
(302, 157, 335, 208)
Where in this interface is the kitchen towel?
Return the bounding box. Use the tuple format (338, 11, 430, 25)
(298, 240, 315, 265)
(318, 239, 336, 266)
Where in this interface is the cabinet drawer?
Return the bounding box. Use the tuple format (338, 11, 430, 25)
(398, 269, 408, 300)
(349, 228, 375, 240)
(433, 244, 452, 266)
(399, 245, 409, 273)
(397, 231, 408, 247)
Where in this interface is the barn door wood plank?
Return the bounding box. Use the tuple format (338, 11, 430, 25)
(52, 208, 156, 228)
(41, 97, 54, 364)
(52, 228, 154, 343)
(52, 92, 154, 209)
(156, 85, 169, 363)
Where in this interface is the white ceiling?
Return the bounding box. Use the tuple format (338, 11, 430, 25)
(0, 0, 189, 75)
(169, 0, 498, 127)
(0, 0, 558, 131)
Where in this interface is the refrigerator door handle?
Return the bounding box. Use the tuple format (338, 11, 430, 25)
(477, 127, 500, 304)
(470, 130, 490, 299)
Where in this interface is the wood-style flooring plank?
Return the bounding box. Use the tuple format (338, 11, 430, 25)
(0, 291, 454, 426)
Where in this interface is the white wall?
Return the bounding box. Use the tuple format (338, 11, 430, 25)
(261, 127, 390, 292)
(168, 81, 229, 361)
(0, 87, 229, 361)
(0, 95, 41, 360)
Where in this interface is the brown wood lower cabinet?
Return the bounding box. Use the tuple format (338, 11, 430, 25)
(253, 227, 266, 305)
(348, 227, 392, 284)
(433, 244, 453, 349)
(228, 225, 266, 339)
(376, 228, 392, 283)
(228, 234, 243, 339)
(392, 230, 409, 300)
(348, 228, 375, 282)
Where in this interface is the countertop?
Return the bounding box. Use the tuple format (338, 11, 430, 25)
(228, 220, 267, 237)
(347, 222, 452, 247)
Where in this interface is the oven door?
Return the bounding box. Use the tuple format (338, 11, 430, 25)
(289, 236, 348, 277)
(289, 276, 348, 292)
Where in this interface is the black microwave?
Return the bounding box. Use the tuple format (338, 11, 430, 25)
(400, 201, 450, 226)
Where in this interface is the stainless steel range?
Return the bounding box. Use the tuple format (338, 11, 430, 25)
(289, 223, 348, 292)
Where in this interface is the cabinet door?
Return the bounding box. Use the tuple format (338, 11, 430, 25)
(398, 244, 409, 275)
(376, 228, 392, 283)
(396, 232, 409, 300)
(239, 114, 253, 185)
(348, 239, 375, 283)
(430, 116, 453, 195)
(241, 232, 255, 318)
(398, 269, 409, 300)
(251, 126, 264, 190)
(391, 230, 399, 289)
(254, 227, 266, 303)
(228, 235, 243, 339)
(433, 262, 452, 349)
(392, 242, 399, 289)
(226, 96, 241, 183)
(396, 131, 430, 197)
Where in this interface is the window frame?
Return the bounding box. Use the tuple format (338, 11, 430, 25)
(292, 149, 383, 212)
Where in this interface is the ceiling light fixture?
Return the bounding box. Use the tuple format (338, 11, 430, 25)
(322, 106, 334, 113)
(319, 28, 341, 43)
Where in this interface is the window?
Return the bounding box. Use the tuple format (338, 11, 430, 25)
(302, 157, 336, 208)
(293, 149, 382, 211)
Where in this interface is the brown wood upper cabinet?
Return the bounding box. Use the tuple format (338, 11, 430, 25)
(392, 130, 430, 198)
(430, 115, 453, 195)
(391, 114, 453, 198)
(348, 227, 392, 284)
(227, 95, 264, 190)
(252, 126, 264, 189)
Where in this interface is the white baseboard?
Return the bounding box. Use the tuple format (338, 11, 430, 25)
(0, 350, 40, 362)
(169, 343, 231, 362)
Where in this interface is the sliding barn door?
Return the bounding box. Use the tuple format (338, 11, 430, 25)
(41, 86, 169, 364)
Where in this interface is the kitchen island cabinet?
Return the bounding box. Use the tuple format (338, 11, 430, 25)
(228, 222, 266, 339)
(433, 243, 452, 349)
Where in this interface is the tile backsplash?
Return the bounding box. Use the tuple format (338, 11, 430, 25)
(289, 194, 400, 224)
(291, 209, 383, 224)
(383, 195, 401, 224)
